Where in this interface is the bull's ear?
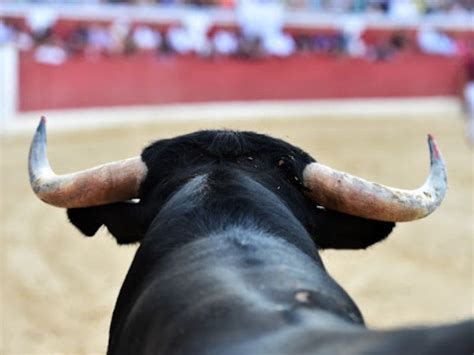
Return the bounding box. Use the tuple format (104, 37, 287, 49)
(67, 202, 146, 244)
(67, 207, 103, 237)
(312, 209, 395, 249)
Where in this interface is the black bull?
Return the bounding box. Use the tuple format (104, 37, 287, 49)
(42, 130, 472, 354)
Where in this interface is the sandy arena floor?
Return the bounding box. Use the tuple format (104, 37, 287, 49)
(1, 112, 473, 354)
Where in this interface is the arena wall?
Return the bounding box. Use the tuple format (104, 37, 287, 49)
(19, 52, 466, 112)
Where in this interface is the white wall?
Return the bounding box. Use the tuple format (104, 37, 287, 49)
(0, 44, 18, 133)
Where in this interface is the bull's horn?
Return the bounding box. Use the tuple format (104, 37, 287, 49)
(302, 135, 447, 222)
(28, 117, 148, 208)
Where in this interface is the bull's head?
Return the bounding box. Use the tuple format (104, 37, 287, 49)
(28, 117, 447, 248)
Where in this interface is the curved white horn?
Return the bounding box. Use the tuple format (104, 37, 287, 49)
(302, 135, 447, 222)
(29, 117, 148, 208)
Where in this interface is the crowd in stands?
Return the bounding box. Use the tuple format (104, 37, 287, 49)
(0, 0, 472, 65)
(6, 0, 473, 15)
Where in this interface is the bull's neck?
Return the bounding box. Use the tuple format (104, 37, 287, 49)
(144, 171, 319, 262)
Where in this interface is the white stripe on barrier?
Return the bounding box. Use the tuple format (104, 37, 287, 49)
(0, 44, 18, 134)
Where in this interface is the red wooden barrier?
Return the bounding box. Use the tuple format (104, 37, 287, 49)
(19, 52, 465, 112)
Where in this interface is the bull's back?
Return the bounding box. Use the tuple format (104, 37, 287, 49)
(108, 228, 362, 355)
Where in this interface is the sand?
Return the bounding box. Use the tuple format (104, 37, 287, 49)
(1, 112, 472, 354)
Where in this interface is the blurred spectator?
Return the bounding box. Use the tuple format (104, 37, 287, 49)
(388, 0, 419, 19)
(417, 25, 457, 56)
(167, 10, 211, 56)
(132, 25, 162, 51)
(182, 10, 212, 56)
(213, 30, 239, 55)
(262, 31, 296, 57)
(341, 17, 367, 57)
(463, 53, 474, 145)
(311, 32, 346, 55)
(34, 41, 67, 65)
(366, 0, 389, 13)
(109, 19, 132, 54)
(87, 24, 112, 55)
(25, 7, 58, 38)
(167, 25, 194, 54)
(390, 31, 409, 51)
(236, 0, 296, 57)
(66, 25, 89, 55)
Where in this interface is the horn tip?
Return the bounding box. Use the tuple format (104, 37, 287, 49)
(427, 133, 441, 161)
(39, 116, 47, 129)
(34, 116, 47, 137)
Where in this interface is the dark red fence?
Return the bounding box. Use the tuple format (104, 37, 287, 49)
(19, 53, 465, 112)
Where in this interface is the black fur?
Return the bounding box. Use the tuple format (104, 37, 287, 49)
(66, 130, 471, 355)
